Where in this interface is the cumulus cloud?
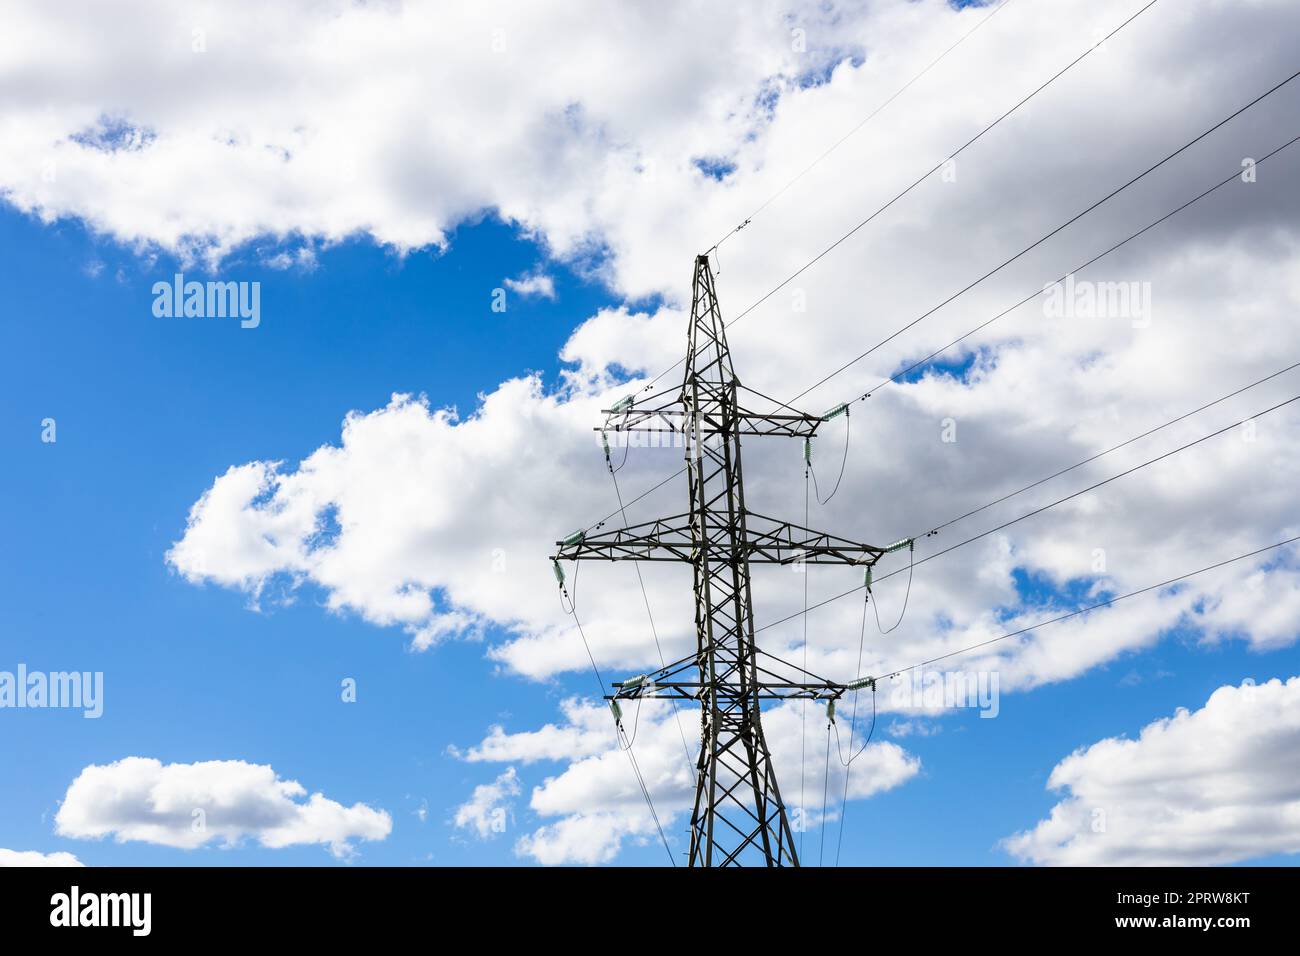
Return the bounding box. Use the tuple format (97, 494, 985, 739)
(503, 271, 556, 300)
(54, 757, 392, 859)
(0, 848, 84, 867)
(453, 696, 918, 864)
(452, 768, 521, 840)
(0, 0, 862, 271)
(516, 812, 658, 867)
(1004, 677, 1300, 865)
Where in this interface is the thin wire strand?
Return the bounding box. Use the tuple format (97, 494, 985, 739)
(707, 0, 1019, 253)
(810, 411, 851, 505)
(833, 687, 878, 863)
(923, 359, 1300, 538)
(834, 595, 874, 866)
(582, 464, 686, 536)
(618, 724, 677, 866)
(832, 693, 878, 768)
(617, 693, 646, 750)
(799, 464, 810, 860)
(872, 544, 915, 634)
(608, 459, 698, 785)
(819, 719, 832, 867)
(561, 564, 676, 866)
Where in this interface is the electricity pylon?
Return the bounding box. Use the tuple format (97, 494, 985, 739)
(553, 253, 904, 866)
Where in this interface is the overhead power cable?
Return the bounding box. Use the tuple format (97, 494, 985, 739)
(570, 131, 1300, 698)
(556, 562, 677, 865)
(924, 359, 1300, 538)
(593, 9, 1276, 543)
(799, 458, 811, 859)
(754, 391, 1300, 635)
(819, 130, 1300, 411)
(796, 361, 1300, 861)
(604, 437, 698, 785)
(863, 534, 1300, 682)
(810, 411, 851, 505)
(582, 464, 686, 536)
(834, 591, 874, 867)
(597, 6, 1238, 527)
(636, 0, 1161, 400)
(819, 718, 832, 866)
(788, 65, 1300, 406)
(707, 0, 1018, 253)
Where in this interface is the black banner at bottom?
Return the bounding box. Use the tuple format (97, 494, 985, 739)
(0, 865, 1285, 940)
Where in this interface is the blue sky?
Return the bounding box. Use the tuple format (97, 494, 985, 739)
(0, 209, 610, 865)
(3, 203, 1298, 866)
(3, 0, 1300, 868)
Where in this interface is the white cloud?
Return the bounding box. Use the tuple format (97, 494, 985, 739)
(515, 812, 656, 866)
(887, 718, 942, 738)
(0, 848, 83, 867)
(503, 271, 556, 300)
(1004, 677, 1300, 866)
(0, 0, 861, 270)
(55, 757, 392, 859)
(453, 768, 520, 840)
(455, 696, 918, 864)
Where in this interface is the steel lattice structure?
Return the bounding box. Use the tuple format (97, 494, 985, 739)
(553, 254, 893, 866)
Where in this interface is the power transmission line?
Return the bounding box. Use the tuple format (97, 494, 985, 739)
(572, 60, 1300, 725)
(924, 359, 1300, 538)
(549, 4, 1297, 867)
(636, 0, 1160, 400)
(834, 592, 873, 867)
(819, 534, 1300, 863)
(804, 129, 1300, 415)
(605, 450, 698, 785)
(557, 562, 677, 865)
(707, 0, 1018, 253)
(582, 462, 685, 536)
(788, 66, 1300, 406)
(591, 3, 1199, 540)
(863, 534, 1300, 682)
(755, 391, 1300, 635)
(604, 133, 1300, 667)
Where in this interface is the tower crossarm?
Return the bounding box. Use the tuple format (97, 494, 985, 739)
(551, 513, 695, 563)
(553, 511, 890, 566)
(604, 646, 874, 703)
(599, 384, 833, 439)
(742, 512, 888, 566)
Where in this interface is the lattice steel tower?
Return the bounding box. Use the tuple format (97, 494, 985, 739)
(553, 254, 901, 866)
